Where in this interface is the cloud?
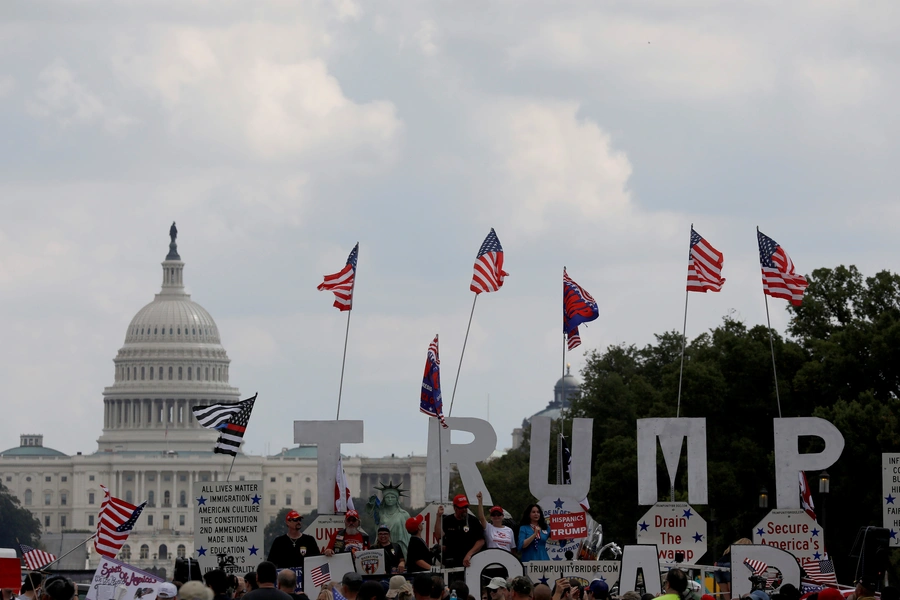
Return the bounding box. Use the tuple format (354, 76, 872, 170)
(26, 62, 136, 134)
(115, 25, 402, 163)
(476, 99, 633, 234)
(0, 75, 14, 97)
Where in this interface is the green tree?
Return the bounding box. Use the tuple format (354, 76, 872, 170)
(0, 482, 41, 547)
(477, 265, 900, 582)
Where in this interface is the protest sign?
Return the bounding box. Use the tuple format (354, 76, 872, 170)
(752, 509, 822, 560)
(85, 557, 163, 600)
(355, 549, 385, 575)
(193, 480, 264, 574)
(525, 560, 620, 589)
(304, 515, 349, 553)
(303, 554, 355, 593)
(548, 512, 588, 540)
(636, 502, 707, 563)
(883, 453, 900, 547)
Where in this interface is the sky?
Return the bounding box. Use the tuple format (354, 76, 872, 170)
(1, 0, 898, 460)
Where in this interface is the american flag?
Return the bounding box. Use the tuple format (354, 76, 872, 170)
(420, 335, 448, 428)
(94, 485, 146, 558)
(192, 395, 257, 456)
(309, 562, 331, 588)
(470, 229, 508, 294)
(743, 558, 768, 576)
(687, 228, 725, 293)
(758, 230, 808, 305)
(317, 243, 359, 311)
(18, 544, 56, 571)
(802, 557, 838, 586)
(563, 269, 599, 350)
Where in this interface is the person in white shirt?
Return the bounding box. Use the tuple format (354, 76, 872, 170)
(476, 492, 514, 552)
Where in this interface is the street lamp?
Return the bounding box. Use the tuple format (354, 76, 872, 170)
(759, 487, 769, 509)
(818, 471, 830, 537)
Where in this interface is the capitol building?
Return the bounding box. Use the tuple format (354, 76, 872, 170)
(0, 228, 428, 573)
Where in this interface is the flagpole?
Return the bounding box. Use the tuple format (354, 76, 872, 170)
(676, 287, 689, 419)
(226, 454, 237, 482)
(448, 294, 478, 417)
(31, 533, 96, 572)
(763, 293, 783, 418)
(335, 309, 352, 420)
(758, 227, 783, 418)
(676, 226, 693, 419)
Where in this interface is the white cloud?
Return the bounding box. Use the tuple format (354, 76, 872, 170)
(0, 75, 15, 97)
(115, 25, 402, 163)
(413, 20, 438, 56)
(477, 99, 633, 234)
(27, 62, 136, 133)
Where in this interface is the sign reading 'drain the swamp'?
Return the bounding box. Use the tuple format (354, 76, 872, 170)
(753, 509, 822, 560)
(883, 453, 900, 547)
(193, 481, 264, 574)
(636, 502, 707, 563)
(85, 557, 164, 600)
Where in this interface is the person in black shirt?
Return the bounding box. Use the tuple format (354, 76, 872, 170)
(405, 515, 432, 573)
(267, 511, 321, 569)
(373, 525, 406, 573)
(435, 495, 484, 568)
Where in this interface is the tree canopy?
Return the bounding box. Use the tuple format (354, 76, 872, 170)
(0, 481, 42, 547)
(478, 265, 900, 581)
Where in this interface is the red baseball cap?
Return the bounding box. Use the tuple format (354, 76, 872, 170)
(405, 514, 424, 534)
(489, 506, 504, 515)
(452, 494, 469, 508)
(286, 510, 301, 522)
(345, 509, 360, 520)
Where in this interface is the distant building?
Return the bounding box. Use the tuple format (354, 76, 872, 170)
(511, 364, 582, 449)
(0, 228, 425, 575)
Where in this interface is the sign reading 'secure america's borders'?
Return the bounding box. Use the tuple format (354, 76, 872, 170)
(193, 481, 264, 574)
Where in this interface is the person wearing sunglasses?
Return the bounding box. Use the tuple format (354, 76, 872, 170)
(267, 510, 321, 569)
(324, 510, 369, 556)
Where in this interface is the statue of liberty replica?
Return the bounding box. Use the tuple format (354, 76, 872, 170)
(366, 481, 412, 554)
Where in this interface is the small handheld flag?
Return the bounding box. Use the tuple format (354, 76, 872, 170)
(470, 229, 508, 294)
(310, 562, 331, 588)
(687, 228, 725, 293)
(799, 471, 816, 521)
(192, 395, 257, 456)
(318, 243, 359, 311)
(95, 485, 146, 559)
(758, 230, 807, 305)
(563, 269, 599, 350)
(18, 544, 56, 571)
(334, 458, 355, 513)
(420, 335, 448, 428)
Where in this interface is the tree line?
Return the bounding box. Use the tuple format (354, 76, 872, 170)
(477, 265, 900, 581)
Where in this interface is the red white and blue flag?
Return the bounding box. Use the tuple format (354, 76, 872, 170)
(192, 395, 257, 456)
(758, 230, 808, 305)
(743, 558, 768, 576)
(799, 471, 817, 522)
(802, 556, 838, 586)
(318, 243, 359, 311)
(18, 544, 56, 571)
(94, 485, 146, 559)
(563, 269, 599, 350)
(687, 228, 725, 292)
(310, 562, 331, 588)
(420, 335, 448, 428)
(470, 229, 508, 294)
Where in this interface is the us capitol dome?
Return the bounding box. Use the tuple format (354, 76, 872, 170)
(97, 225, 241, 453)
(0, 224, 428, 575)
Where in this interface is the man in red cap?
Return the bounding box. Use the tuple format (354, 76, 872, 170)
(404, 514, 432, 573)
(267, 510, 321, 569)
(324, 510, 369, 556)
(434, 495, 484, 568)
